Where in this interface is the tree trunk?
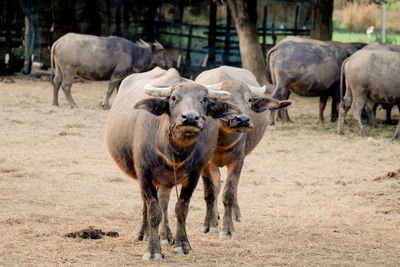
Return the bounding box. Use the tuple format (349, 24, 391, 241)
(227, 0, 271, 91)
(310, 0, 333, 41)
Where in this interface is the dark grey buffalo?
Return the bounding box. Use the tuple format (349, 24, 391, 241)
(267, 36, 365, 124)
(51, 33, 170, 109)
(105, 67, 242, 260)
(195, 66, 291, 238)
(337, 50, 400, 139)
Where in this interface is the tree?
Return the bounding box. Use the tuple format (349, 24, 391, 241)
(227, 0, 271, 89)
(310, 0, 334, 41)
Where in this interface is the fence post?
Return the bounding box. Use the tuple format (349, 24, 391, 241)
(208, 0, 216, 68)
(294, 5, 299, 36)
(223, 4, 231, 65)
(262, 5, 267, 56)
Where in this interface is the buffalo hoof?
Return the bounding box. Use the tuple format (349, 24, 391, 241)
(232, 216, 243, 222)
(174, 246, 192, 255)
(142, 252, 162, 261)
(161, 239, 171, 247)
(202, 225, 218, 234)
(137, 234, 149, 241)
(219, 231, 238, 240)
(101, 103, 110, 110)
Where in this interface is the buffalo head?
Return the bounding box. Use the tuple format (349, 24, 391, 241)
(135, 82, 241, 142)
(218, 80, 291, 133)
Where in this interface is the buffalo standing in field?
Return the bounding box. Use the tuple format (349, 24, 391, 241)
(267, 36, 365, 124)
(195, 66, 291, 238)
(337, 49, 400, 139)
(51, 33, 170, 109)
(105, 67, 243, 260)
(360, 42, 400, 125)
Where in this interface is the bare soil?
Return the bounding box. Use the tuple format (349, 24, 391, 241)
(1, 77, 400, 266)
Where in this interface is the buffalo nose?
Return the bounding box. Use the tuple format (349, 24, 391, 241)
(181, 112, 200, 123)
(237, 115, 250, 123)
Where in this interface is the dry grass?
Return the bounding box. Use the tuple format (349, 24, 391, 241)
(0, 77, 400, 266)
(335, 2, 400, 34)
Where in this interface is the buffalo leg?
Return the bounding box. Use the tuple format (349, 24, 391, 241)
(102, 77, 121, 110)
(384, 104, 393, 124)
(137, 202, 149, 241)
(61, 83, 77, 108)
(338, 81, 352, 135)
(201, 162, 221, 234)
(364, 99, 378, 127)
(319, 95, 328, 123)
(174, 172, 200, 255)
(220, 157, 244, 240)
(158, 185, 173, 246)
(351, 93, 368, 137)
(140, 175, 162, 261)
(52, 65, 62, 106)
(60, 66, 77, 108)
(330, 94, 339, 122)
(395, 104, 400, 139)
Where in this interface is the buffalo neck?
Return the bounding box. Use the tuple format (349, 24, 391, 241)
(156, 120, 199, 164)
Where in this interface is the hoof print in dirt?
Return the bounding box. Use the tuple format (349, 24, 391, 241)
(65, 226, 119, 239)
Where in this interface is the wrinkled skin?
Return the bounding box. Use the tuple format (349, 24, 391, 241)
(51, 33, 170, 109)
(337, 50, 400, 139)
(267, 36, 365, 124)
(105, 67, 242, 260)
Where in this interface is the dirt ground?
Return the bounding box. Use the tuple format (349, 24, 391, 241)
(1, 76, 400, 266)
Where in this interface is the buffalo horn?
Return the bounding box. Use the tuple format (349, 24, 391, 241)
(154, 40, 164, 49)
(207, 88, 231, 100)
(144, 83, 172, 97)
(248, 85, 266, 96)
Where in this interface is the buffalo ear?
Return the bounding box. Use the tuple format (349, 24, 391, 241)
(207, 100, 241, 119)
(250, 97, 292, 113)
(135, 98, 169, 116)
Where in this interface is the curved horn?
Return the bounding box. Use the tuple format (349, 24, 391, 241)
(154, 40, 164, 49)
(139, 38, 149, 47)
(204, 82, 222, 91)
(144, 83, 172, 97)
(207, 88, 231, 100)
(248, 85, 267, 96)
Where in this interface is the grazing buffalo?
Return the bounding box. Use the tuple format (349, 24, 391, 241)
(195, 66, 291, 238)
(337, 50, 400, 139)
(105, 67, 242, 260)
(267, 36, 365, 124)
(51, 33, 170, 109)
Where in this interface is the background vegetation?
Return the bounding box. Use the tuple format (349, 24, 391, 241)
(332, 0, 400, 44)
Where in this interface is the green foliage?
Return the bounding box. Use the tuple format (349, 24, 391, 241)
(332, 30, 400, 44)
(386, 0, 400, 11)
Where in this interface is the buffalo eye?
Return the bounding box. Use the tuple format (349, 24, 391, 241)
(171, 95, 176, 101)
(248, 98, 253, 102)
(203, 96, 208, 102)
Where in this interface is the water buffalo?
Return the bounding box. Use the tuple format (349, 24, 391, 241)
(361, 42, 400, 125)
(195, 66, 291, 238)
(51, 33, 170, 109)
(337, 49, 400, 139)
(105, 67, 242, 260)
(267, 36, 365, 125)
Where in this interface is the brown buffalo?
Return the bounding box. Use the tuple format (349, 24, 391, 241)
(267, 36, 364, 124)
(195, 66, 291, 238)
(337, 50, 400, 139)
(51, 33, 170, 109)
(105, 67, 242, 260)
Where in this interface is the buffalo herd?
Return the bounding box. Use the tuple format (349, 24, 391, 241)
(50, 33, 399, 260)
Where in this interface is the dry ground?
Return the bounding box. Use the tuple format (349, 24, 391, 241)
(0, 77, 400, 266)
